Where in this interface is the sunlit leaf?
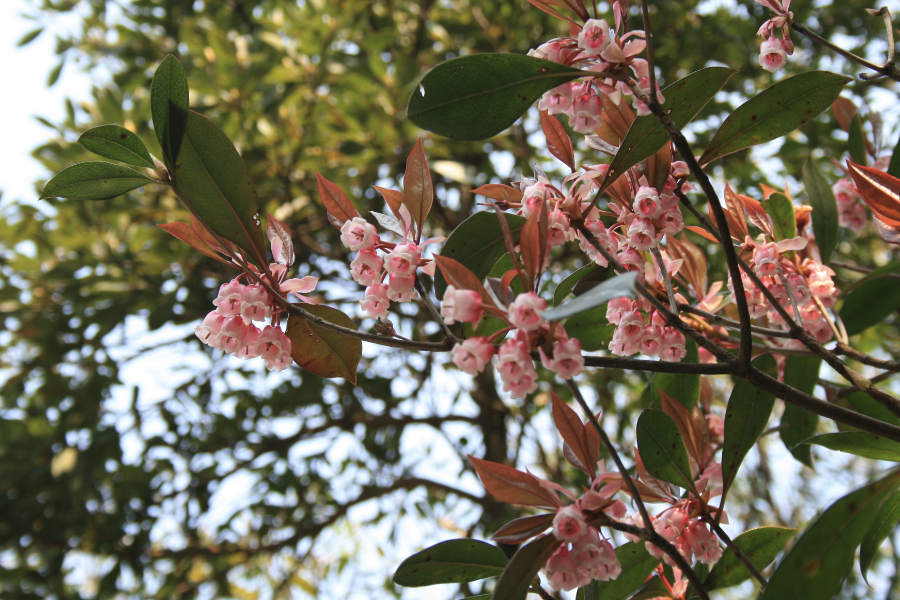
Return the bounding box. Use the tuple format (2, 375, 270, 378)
(761, 193, 796, 242)
(801, 432, 900, 461)
(150, 55, 189, 172)
(392, 539, 508, 587)
(40, 161, 154, 200)
(846, 160, 900, 228)
(286, 305, 361, 384)
(704, 527, 796, 591)
(78, 124, 156, 169)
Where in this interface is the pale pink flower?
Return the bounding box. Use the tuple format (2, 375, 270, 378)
(340, 217, 380, 251)
(521, 182, 550, 219)
(633, 186, 662, 219)
(507, 292, 547, 332)
(350, 250, 383, 286)
(234, 325, 261, 359)
(659, 327, 687, 362)
(258, 325, 289, 362)
(384, 243, 422, 278)
(240, 285, 272, 322)
(217, 316, 250, 354)
(574, 531, 621, 582)
(503, 369, 539, 399)
(685, 523, 723, 564)
(552, 505, 587, 542)
(213, 280, 246, 318)
(441, 285, 484, 325)
(496, 338, 532, 382)
(578, 19, 612, 56)
(544, 546, 579, 592)
(639, 324, 662, 358)
(538, 82, 575, 115)
(547, 210, 574, 246)
(752, 241, 779, 278)
(569, 85, 604, 134)
(195, 311, 226, 347)
(266, 353, 293, 372)
(759, 36, 788, 72)
(451, 337, 495, 375)
(360, 283, 391, 319)
(386, 275, 418, 302)
(606, 297, 634, 325)
(540, 337, 585, 379)
(706, 414, 725, 439)
(627, 217, 657, 251)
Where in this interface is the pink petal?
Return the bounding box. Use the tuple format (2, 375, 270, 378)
(282, 276, 319, 294)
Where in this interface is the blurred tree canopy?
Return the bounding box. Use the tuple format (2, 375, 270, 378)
(1, 0, 898, 598)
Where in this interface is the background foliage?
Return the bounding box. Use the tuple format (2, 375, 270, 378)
(1, 0, 898, 598)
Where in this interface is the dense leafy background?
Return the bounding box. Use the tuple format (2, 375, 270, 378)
(1, 0, 899, 598)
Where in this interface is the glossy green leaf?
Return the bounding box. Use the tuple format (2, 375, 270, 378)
(704, 527, 796, 591)
(407, 54, 585, 141)
(760, 471, 900, 600)
(492, 534, 561, 600)
(150, 55, 189, 172)
(801, 432, 900, 461)
(176, 110, 267, 265)
(541, 272, 638, 321)
(39, 161, 154, 201)
(606, 67, 737, 185)
(575, 581, 600, 600)
(593, 542, 659, 600)
(848, 114, 867, 166)
(563, 304, 614, 352)
(434, 211, 525, 298)
(647, 339, 701, 411)
(78, 125, 156, 169)
(392, 539, 508, 587)
(802, 159, 839, 266)
(847, 391, 900, 427)
(888, 129, 900, 178)
(554, 264, 601, 306)
(842, 261, 900, 293)
(860, 491, 900, 581)
(761, 193, 796, 242)
(699, 71, 851, 165)
(839, 277, 900, 336)
(779, 355, 821, 467)
(286, 305, 362, 384)
(636, 409, 696, 492)
(721, 353, 777, 498)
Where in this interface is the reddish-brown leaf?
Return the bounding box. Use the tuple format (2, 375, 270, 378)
(158, 222, 231, 264)
(471, 184, 524, 205)
(645, 144, 672, 192)
(286, 305, 361, 384)
(685, 225, 720, 244)
(759, 184, 779, 200)
(190, 213, 231, 255)
(602, 94, 635, 141)
(832, 96, 857, 132)
(316, 173, 359, 224)
(846, 160, 900, 228)
(266, 212, 294, 266)
(874, 216, 900, 245)
(540, 110, 576, 172)
(433, 255, 496, 308)
(692, 405, 710, 466)
(403, 138, 434, 242)
(551, 393, 595, 478)
(372, 185, 406, 221)
(667, 234, 708, 299)
(523, 0, 576, 23)
(723, 181, 750, 240)
(659, 390, 703, 469)
(491, 514, 555, 544)
(633, 448, 675, 500)
(738, 193, 774, 237)
(519, 202, 547, 287)
(468, 455, 564, 508)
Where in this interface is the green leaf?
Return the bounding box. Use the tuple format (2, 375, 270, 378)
(847, 115, 867, 166)
(150, 55, 189, 172)
(593, 542, 660, 600)
(463, 253, 521, 339)
(779, 355, 821, 467)
(541, 272, 638, 321)
(761, 193, 796, 242)
(636, 409, 696, 492)
(839, 276, 900, 336)
(563, 304, 615, 352)
(760, 471, 900, 600)
(16, 27, 43, 47)
(860, 491, 900, 581)
(606, 67, 737, 185)
(721, 354, 777, 498)
(647, 339, 701, 411)
(492, 534, 561, 600)
(801, 432, 900, 461)
(699, 71, 851, 165)
(39, 161, 154, 200)
(407, 54, 585, 141)
(47, 60, 64, 87)
(286, 305, 362, 384)
(887, 129, 900, 179)
(78, 125, 156, 169)
(629, 577, 673, 600)
(842, 261, 900, 293)
(176, 111, 267, 266)
(392, 539, 508, 587)
(847, 391, 900, 428)
(434, 211, 525, 298)
(575, 581, 600, 600)
(802, 159, 839, 266)
(704, 527, 796, 591)
(554, 264, 601, 306)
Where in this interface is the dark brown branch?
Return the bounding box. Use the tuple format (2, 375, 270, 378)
(679, 305, 793, 338)
(582, 355, 733, 374)
(836, 343, 900, 372)
(789, 18, 900, 82)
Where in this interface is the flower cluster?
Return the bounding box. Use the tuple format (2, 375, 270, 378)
(756, 0, 794, 72)
(194, 232, 318, 371)
(729, 234, 838, 344)
(607, 300, 687, 361)
(340, 210, 443, 320)
(833, 177, 868, 229)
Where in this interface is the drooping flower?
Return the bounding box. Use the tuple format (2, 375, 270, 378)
(340, 217, 380, 251)
(441, 285, 484, 325)
(360, 283, 391, 319)
(451, 337, 495, 375)
(507, 292, 547, 331)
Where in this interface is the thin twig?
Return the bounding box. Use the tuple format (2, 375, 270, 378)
(415, 275, 457, 343)
(836, 343, 900, 372)
(789, 19, 900, 81)
(709, 521, 769, 588)
(640, 0, 657, 104)
(679, 305, 793, 338)
(652, 247, 678, 313)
